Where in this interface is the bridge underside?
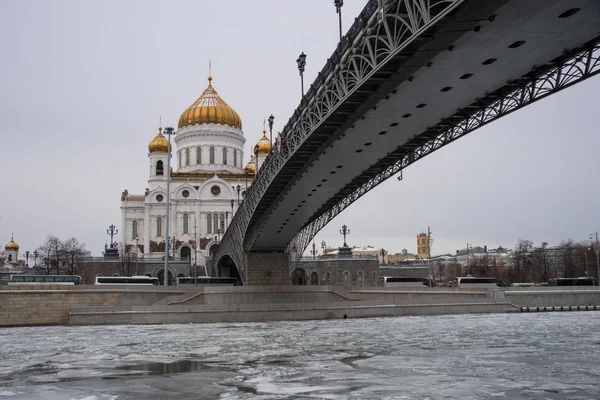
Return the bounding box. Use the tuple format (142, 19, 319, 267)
(247, 0, 600, 253)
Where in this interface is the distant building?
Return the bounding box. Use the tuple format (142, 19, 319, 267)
(0, 235, 27, 284)
(417, 232, 430, 259)
(387, 248, 416, 264)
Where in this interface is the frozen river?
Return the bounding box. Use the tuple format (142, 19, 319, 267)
(1, 313, 600, 399)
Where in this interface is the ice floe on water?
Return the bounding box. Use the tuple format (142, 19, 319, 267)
(0, 313, 600, 399)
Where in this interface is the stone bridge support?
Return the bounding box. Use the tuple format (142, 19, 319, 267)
(245, 252, 289, 286)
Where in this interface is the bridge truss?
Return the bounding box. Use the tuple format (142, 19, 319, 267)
(214, 0, 600, 284)
(287, 36, 600, 274)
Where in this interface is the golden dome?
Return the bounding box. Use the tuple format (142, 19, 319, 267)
(5, 234, 19, 252)
(256, 121, 272, 155)
(178, 75, 242, 130)
(244, 155, 256, 174)
(148, 127, 170, 153)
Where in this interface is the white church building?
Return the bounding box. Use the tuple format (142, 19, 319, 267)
(120, 72, 272, 273)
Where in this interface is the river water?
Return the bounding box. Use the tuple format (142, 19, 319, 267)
(1, 313, 599, 399)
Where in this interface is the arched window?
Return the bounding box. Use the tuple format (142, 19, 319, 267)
(213, 214, 219, 234)
(132, 220, 138, 239)
(223, 147, 228, 165)
(207, 214, 212, 234)
(325, 271, 331, 283)
(185, 148, 190, 166)
(357, 270, 364, 286)
(196, 146, 201, 164)
(343, 271, 349, 282)
(156, 217, 162, 237)
(233, 149, 237, 167)
(178, 151, 182, 169)
(156, 160, 164, 176)
(220, 213, 225, 233)
(210, 147, 215, 164)
(183, 213, 189, 234)
(8, 254, 12, 262)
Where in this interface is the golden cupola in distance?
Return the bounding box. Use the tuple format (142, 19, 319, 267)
(244, 155, 256, 174)
(178, 75, 243, 131)
(256, 121, 272, 155)
(148, 127, 170, 153)
(5, 235, 19, 251)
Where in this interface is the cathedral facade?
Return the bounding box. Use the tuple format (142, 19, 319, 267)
(120, 73, 271, 275)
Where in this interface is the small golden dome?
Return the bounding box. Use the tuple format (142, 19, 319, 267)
(178, 75, 242, 130)
(148, 127, 170, 153)
(5, 234, 19, 252)
(256, 122, 272, 155)
(244, 155, 256, 174)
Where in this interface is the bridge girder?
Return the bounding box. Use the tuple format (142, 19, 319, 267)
(287, 37, 600, 268)
(214, 0, 600, 284)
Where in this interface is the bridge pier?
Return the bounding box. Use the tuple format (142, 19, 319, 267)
(246, 252, 289, 286)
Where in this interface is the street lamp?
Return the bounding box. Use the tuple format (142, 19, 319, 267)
(311, 242, 317, 260)
(25, 250, 30, 268)
(106, 225, 118, 248)
(590, 232, 600, 284)
(321, 240, 327, 256)
(33, 250, 38, 267)
(296, 52, 307, 97)
(268, 114, 274, 152)
(334, 0, 344, 43)
(236, 184, 241, 205)
(230, 199, 234, 215)
(254, 143, 260, 173)
(163, 126, 175, 285)
(171, 236, 177, 259)
(135, 236, 139, 275)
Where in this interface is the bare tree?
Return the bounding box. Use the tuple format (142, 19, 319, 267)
(36, 235, 61, 275)
(61, 237, 90, 275)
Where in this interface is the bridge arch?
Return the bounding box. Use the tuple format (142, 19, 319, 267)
(216, 254, 241, 283)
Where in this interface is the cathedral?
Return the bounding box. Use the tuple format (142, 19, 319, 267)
(120, 71, 272, 272)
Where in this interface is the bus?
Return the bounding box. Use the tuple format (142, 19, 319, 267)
(547, 277, 595, 286)
(381, 277, 433, 288)
(452, 277, 505, 289)
(94, 276, 159, 285)
(176, 276, 240, 287)
(8, 275, 82, 285)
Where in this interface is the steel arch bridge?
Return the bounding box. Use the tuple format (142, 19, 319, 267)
(214, 0, 600, 284)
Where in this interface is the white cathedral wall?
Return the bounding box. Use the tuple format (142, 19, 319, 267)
(174, 124, 246, 173)
(122, 176, 246, 258)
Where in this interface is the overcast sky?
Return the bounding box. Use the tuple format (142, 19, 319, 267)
(1, 0, 599, 257)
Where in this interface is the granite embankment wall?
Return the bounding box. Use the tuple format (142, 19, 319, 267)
(0, 285, 185, 327)
(2, 286, 600, 327)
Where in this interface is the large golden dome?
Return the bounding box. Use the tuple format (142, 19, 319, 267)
(148, 127, 170, 153)
(178, 76, 242, 130)
(5, 234, 19, 252)
(244, 155, 256, 174)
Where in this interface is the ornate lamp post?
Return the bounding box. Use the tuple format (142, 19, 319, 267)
(311, 242, 317, 260)
(230, 199, 234, 215)
(25, 250, 30, 268)
(236, 184, 241, 205)
(268, 114, 274, 152)
(171, 236, 177, 259)
(254, 143, 260, 173)
(334, 0, 344, 42)
(321, 240, 327, 256)
(106, 225, 118, 248)
(33, 250, 38, 267)
(590, 232, 600, 283)
(217, 228, 221, 242)
(135, 236, 139, 275)
(163, 126, 175, 285)
(339, 225, 350, 247)
(225, 211, 229, 231)
(296, 52, 307, 97)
